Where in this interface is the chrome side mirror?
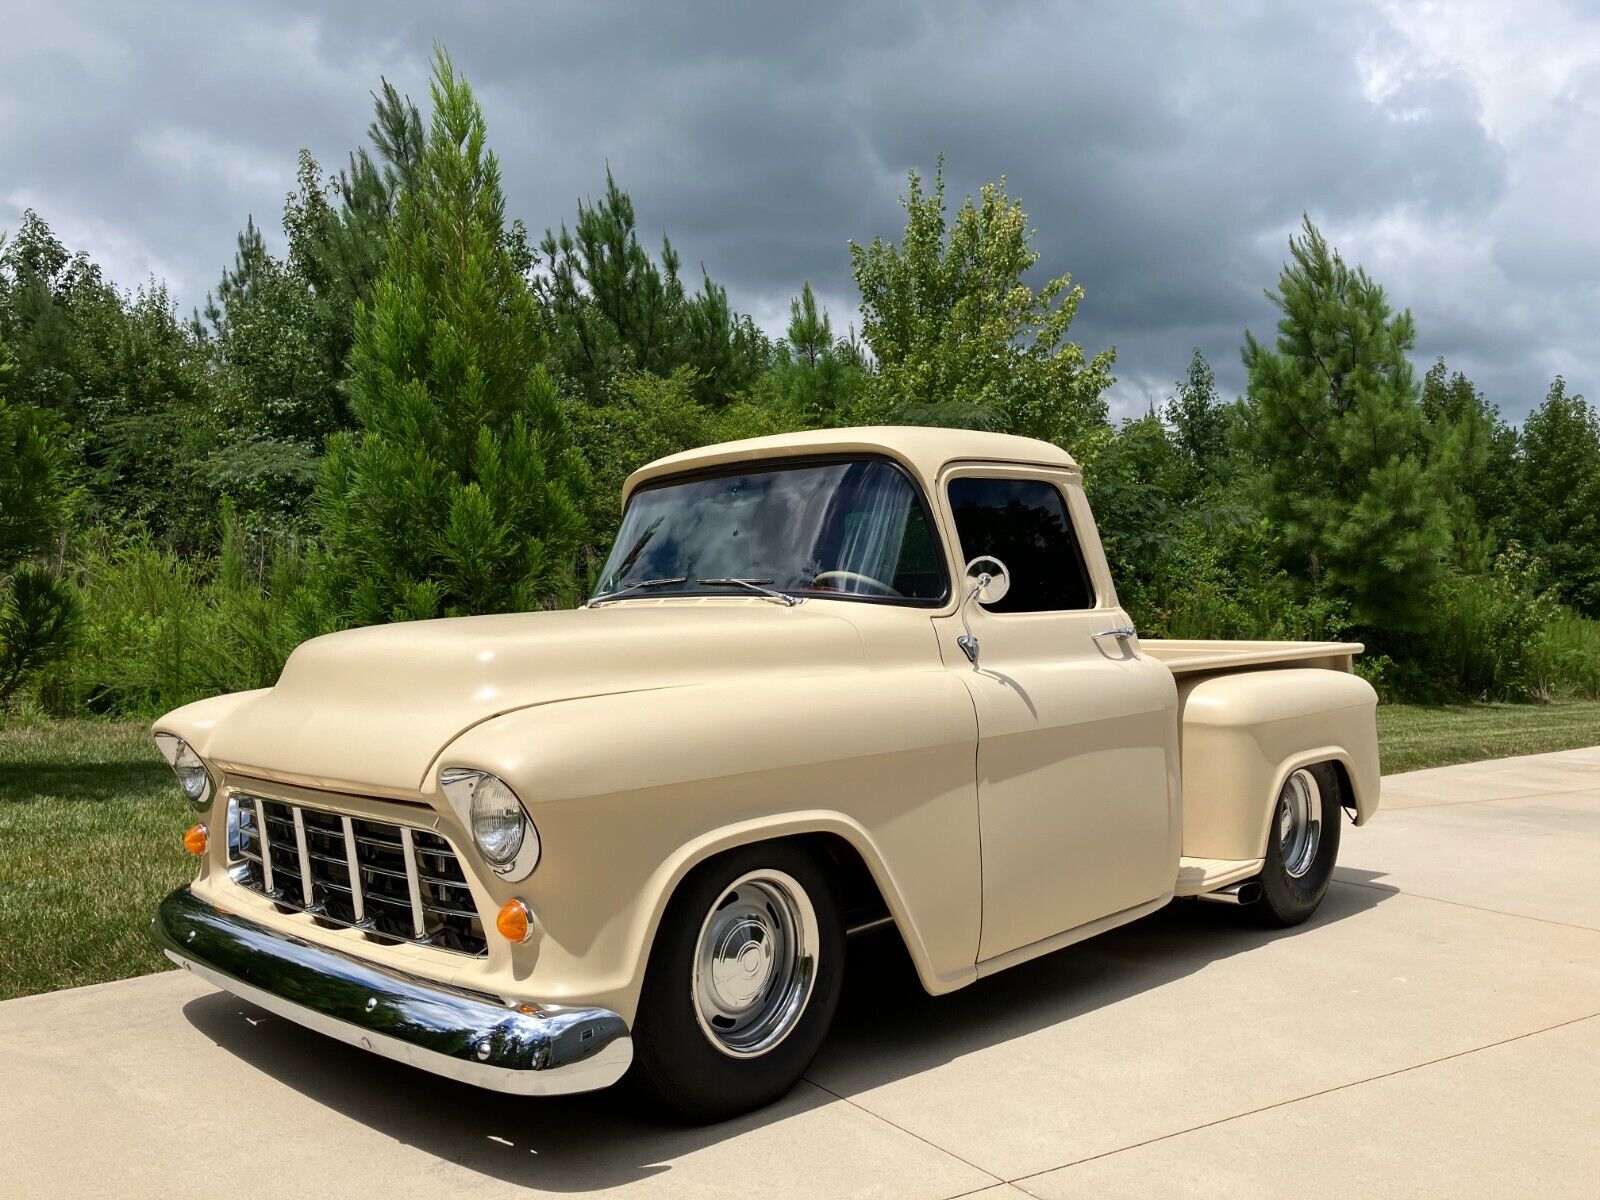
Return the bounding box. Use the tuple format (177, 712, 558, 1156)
(963, 556, 1010, 607)
(956, 556, 1009, 668)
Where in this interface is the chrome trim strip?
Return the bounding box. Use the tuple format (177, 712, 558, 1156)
(253, 797, 275, 895)
(340, 815, 365, 925)
(291, 806, 315, 908)
(399, 826, 426, 939)
(151, 888, 631, 1096)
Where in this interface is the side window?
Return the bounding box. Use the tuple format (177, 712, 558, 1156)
(947, 477, 1096, 613)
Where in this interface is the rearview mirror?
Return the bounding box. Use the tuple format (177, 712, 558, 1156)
(963, 556, 1010, 607)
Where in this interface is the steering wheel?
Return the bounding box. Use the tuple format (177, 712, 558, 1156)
(811, 570, 902, 598)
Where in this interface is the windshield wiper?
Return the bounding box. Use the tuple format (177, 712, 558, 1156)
(695, 577, 803, 607)
(584, 576, 688, 607)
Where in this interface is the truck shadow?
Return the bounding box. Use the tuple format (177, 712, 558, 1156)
(180, 878, 1393, 1192)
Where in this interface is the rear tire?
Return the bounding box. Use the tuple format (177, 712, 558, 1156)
(1253, 762, 1342, 927)
(629, 841, 844, 1122)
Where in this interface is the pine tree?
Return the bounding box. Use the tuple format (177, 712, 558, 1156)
(1515, 377, 1600, 615)
(1418, 359, 1517, 572)
(315, 50, 588, 623)
(1240, 217, 1446, 631)
(194, 81, 432, 533)
(0, 341, 79, 708)
(537, 170, 767, 407)
(759, 282, 867, 424)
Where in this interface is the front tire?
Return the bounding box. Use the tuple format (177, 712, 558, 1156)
(1254, 762, 1343, 927)
(630, 842, 844, 1122)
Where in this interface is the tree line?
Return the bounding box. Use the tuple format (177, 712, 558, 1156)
(2, 50, 1597, 715)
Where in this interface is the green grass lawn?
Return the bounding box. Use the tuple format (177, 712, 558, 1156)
(1377, 701, 1600, 774)
(0, 720, 190, 1001)
(3, 703, 1599, 1001)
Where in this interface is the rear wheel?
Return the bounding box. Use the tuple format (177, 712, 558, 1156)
(1254, 762, 1342, 927)
(630, 842, 844, 1122)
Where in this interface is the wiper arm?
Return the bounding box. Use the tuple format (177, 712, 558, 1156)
(584, 576, 688, 607)
(695, 577, 803, 607)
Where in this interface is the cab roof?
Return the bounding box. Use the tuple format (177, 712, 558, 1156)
(623, 426, 1079, 500)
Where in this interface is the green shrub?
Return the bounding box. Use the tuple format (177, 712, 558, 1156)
(1352, 653, 1393, 698)
(1118, 513, 1348, 643)
(1419, 544, 1560, 702)
(1530, 610, 1600, 700)
(0, 565, 79, 710)
(53, 508, 322, 717)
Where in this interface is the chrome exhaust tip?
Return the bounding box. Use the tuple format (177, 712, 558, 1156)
(1197, 880, 1263, 906)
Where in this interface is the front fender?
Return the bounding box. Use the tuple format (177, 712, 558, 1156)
(437, 672, 981, 1024)
(151, 689, 273, 760)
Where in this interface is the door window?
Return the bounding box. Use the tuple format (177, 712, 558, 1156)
(947, 477, 1095, 612)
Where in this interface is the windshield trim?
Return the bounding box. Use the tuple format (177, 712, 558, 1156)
(611, 453, 953, 608)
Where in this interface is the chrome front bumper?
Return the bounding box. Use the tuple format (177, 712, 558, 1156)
(151, 887, 632, 1095)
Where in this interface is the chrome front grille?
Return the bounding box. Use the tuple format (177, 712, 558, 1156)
(232, 794, 486, 957)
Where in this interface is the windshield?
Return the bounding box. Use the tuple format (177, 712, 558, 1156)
(596, 458, 948, 603)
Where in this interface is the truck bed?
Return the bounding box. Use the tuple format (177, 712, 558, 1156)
(1141, 639, 1363, 676)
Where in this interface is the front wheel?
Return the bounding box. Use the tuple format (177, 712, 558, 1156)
(1253, 762, 1343, 927)
(629, 842, 844, 1122)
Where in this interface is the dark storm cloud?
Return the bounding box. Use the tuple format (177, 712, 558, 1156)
(3, 0, 1594, 421)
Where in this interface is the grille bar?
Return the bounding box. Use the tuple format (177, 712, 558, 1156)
(399, 826, 427, 940)
(341, 816, 366, 925)
(253, 797, 275, 895)
(228, 792, 486, 957)
(291, 807, 315, 909)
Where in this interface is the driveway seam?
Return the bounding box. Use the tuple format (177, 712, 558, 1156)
(1331, 877, 1600, 935)
(1380, 780, 1600, 809)
(800, 1076, 1006, 1195)
(1004, 1009, 1600, 1187)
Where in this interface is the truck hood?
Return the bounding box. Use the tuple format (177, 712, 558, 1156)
(196, 603, 867, 794)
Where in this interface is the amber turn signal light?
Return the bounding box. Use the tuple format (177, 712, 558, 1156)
(183, 823, 208, 856)
(496, 898, 533, 943)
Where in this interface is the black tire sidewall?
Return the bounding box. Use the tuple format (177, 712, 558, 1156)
(1256, 761, 1342, 927)
(630, 841, 845, 1122)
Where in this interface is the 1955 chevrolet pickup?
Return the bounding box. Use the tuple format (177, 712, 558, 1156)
(150, 426, 1380, 1120)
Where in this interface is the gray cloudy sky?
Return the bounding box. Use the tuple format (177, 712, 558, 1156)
(4, 0, 1597, 422)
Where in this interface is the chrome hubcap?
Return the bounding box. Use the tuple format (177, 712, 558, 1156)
(1278, 769, 1323, 879)
(692, 870, 818, 1057)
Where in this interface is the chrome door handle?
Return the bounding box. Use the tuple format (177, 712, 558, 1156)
(1092, 626, 1137, 640)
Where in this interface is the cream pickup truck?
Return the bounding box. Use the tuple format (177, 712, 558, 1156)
(150, 426, 1379, 1120)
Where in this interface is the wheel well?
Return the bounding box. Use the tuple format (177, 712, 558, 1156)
(680, 831, 898, 938)
(1322, 758, 1357, 820)
(788, 832, 893, 934)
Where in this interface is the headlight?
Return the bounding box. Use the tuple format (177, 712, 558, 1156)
(439, 768, 540, 879)
(154, 732, 213, 810)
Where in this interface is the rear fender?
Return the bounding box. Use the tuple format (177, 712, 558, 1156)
(1177, 668, 1380, 862)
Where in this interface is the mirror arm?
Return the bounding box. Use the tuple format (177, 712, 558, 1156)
(957, 576, 988, 669)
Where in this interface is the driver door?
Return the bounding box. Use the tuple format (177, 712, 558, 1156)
(932, 465, 1179, 963)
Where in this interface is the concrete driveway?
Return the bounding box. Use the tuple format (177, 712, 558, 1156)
(5, 747, 1598, 1199)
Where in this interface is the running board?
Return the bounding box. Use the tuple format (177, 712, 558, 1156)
(1175, 856, 1263, 897)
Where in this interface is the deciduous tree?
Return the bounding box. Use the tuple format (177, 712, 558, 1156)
(850, 161, 1114, 455)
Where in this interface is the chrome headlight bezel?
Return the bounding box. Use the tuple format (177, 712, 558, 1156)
(153, 732, 214, 811)
(439, 767, 540, 882)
